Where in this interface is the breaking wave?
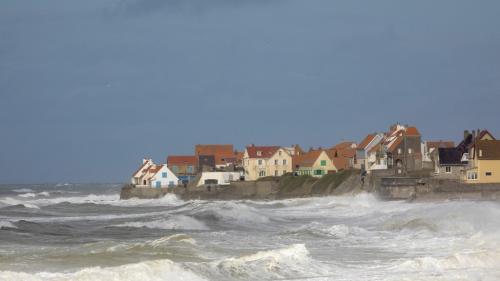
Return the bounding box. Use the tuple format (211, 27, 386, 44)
(114, 215, 209, 231)
(0, 259, 207, 281)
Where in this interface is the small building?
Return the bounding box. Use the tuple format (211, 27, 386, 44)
(465, 138, 500, 184)
(327, 142, 357, 170)
(385, 125, 423, 175)
(195, 144, 238, 170)
(196, 172, 242, 187)
(131, 159, 179, 188)
(356, 133, 386, 172)
(434, 147, 466, 179)
(242, 145, 293, 181)
(293, 150, 337, 177)
(167, 155, 197, 184)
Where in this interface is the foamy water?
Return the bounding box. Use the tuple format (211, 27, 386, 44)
(1, 183, 499, 280)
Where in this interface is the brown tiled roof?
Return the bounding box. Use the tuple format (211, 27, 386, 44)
(195, 144, 235, 165)
(477, 140, 500, 160)
(167, 156, 197, 166)
(246, 146, 280, 159)
(332, 141, 356, 150)
(405, 127, 421, 136)
(427, 141, 455, 150)
(387, 137, 403, 153)
(293, 150, 323, 168)
(358, 134, 376, 150)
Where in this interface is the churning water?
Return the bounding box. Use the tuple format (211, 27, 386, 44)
(1, 184, 499, 281)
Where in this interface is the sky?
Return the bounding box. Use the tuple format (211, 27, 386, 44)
(1, 0, 500, 183)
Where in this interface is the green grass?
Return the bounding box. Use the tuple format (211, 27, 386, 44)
(310, 170, 356, 194)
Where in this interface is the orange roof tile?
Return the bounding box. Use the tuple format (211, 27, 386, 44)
(246, 146, 280, 159)
(167, 156, 197, 166)
(292, 150, 323, 168)
(405, 127, 421, 136)
(358, 134, 376, 150)
(195, 144, 235, 165)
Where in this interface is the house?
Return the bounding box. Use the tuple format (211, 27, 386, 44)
(131, 159, 179, 188)
(356, 133, 386, 172)
(195, 144, 239, 171)
(196, 172, 242, 187)
(327, 142, 357, 170)
(242, 145, 293, 181)
(283, 144, 305, 156)
(167, 155, 197, 184)
(131, 158, 154, 186)
(463, 130, 500, 183)
(434, 147, 466, 179)
(293, 150, 337, 177)
(384, 125, 423, 175)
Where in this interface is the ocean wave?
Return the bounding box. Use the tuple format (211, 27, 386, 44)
(0, 220, 16, 229)
(0, 259, 207, 281)
(283, 222, 364, 239)
(12, 188, 34, 193)
(0, 197, 40, 209)
(18, 192, 51, 198)
(189, 244, 331, 280)
(114, 215, 209, 231)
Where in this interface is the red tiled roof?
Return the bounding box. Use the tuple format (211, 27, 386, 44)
(293, 150, 323, 168)
(167, 155, 197, 166)
(195, 144, 235, 165)
(387, 137, 403, 152)
(331, 157, 348, 170)
(246, 146, 280, 159)
(405, 127, 421, 136)
(358, 134, 376, 150)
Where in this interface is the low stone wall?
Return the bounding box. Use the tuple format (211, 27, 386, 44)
(120, 170, 363, 201)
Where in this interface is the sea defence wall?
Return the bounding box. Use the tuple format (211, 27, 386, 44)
(376, 177, 500, 201)
(120, 170, 365, 200)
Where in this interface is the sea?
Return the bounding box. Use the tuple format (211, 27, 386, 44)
(0, 183, 499, 281)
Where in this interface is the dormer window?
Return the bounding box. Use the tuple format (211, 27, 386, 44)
(257, 151, 262, 156)
(279, 151, 282, 156)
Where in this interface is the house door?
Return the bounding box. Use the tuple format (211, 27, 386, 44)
(155, 181, 161, 188)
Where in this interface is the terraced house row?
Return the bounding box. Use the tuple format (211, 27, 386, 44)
(130, 124, 500, 188)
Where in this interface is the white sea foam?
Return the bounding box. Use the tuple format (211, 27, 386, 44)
(0, 197, 40, 209)
(196, 244, 331, 280)
(115, 215, 209, 231)
(18, 192, 50, 198)
(0, 220, 16, 229)
(12, 188, 34, 193)
(0, 259, 207, 281)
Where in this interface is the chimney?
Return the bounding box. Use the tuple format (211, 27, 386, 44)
(464, 130, 470, 140)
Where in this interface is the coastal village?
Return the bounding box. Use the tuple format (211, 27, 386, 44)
(130, 124, 500, 191)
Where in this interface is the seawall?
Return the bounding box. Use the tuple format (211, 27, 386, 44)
(120, 170, 365, 200)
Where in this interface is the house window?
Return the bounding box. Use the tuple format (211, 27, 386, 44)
(275, 170, 278, 176)
(486, 172, 492, 176)
(172, 166, 178, 173)
(398, 148, 402, 155)
(259, 171, 266, 177)
(279, 151, 282, 156)
(479, 150, 483, 157)
(275, 159, 278, 165)
(257, 151, 262, 156)
(187, 166, 193, 173)
(258, 159, 263, 165)
(314, 170, 323, 176)
(408, 148, 413, 154)
(468, 172, 478, 180)
(283, 159, 287, 165)
(162, 172, 168, 178)
(168, 181, 175, 187)
(445, 166, 451, 173)
(320, 160, 327, 166)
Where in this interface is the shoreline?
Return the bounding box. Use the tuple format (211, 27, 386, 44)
(120, 170, 500, 203)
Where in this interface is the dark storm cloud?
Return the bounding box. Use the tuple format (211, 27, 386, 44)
(1, 0, 500, 183)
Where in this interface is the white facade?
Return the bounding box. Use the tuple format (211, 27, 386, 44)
(131, 158, 154, 185)
(197, 172, 242, 187)
(148, 165, 180, 188)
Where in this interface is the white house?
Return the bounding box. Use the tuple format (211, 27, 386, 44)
(131, 159, 179, 188)
(196, 172, 242, 187)
(147, 164, 180, 188)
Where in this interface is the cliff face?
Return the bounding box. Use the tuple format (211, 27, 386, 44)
(120, 170, 364, 200)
